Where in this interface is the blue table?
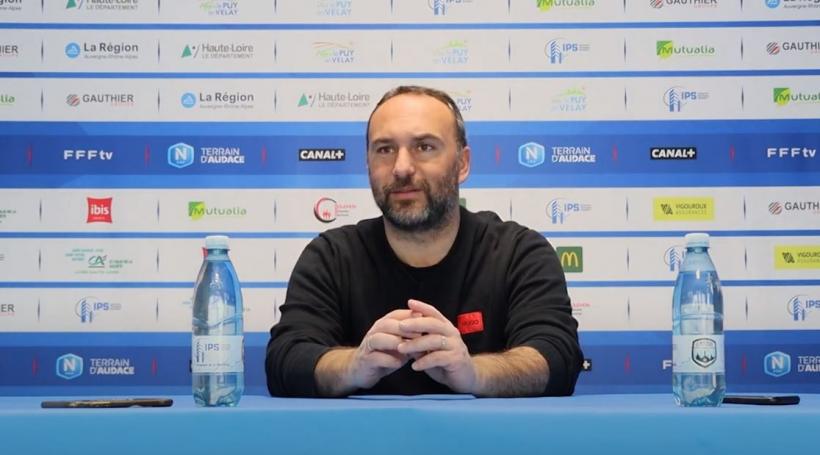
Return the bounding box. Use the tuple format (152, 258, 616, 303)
(0, 394, 815, 454)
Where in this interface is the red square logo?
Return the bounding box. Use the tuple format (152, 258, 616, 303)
(457, 311, 484, 335)
(86, 197, 112, 223)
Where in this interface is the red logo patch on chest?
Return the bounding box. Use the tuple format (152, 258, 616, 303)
(457, 311, 484, 335)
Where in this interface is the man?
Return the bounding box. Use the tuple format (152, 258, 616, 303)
(266, 86, 582, 397)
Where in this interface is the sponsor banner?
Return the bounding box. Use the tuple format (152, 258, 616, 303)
(273, 188, 380, 230)
(510, 0, 622, 22)
(44, 30, 158, 72)
(565, 287, 631, 331)
(44, 0, 155, 21)
(276, 78, 385, 121)
(276, 31, 391, 73)
(33, 190, 157, 231)
(743, 188, 820, 229)
(744, 0, 820, 17)
(775, 245, 820, 270)
(156, 1, 275, 23)
(624, 28, 738, 70)
(743, 286, 820, 329)
(43, 78, 157, 121)
(393, 0, 506, 22)
(616, 236, 745, 281)
(158, 31, 276, 72)
(0, 0, 27, 16)
(505, 188, 625, 231)
(624, 77, 738, 119)
(509, 78, 626, 120)
(153, 189, 276, 232)
(625, 0, 737, 21)
(159, 79, 275, 121)
(37, 240, 156, 282)
(0, 294, 36, 329)
(273, 0, 392, 22)
(0, 32, 39, 71)
(743, 26, 820, 70)
(652, 196, 715, 221)
(509, 29, 623, 71)
(0, 189, 40, 230)
(390, 30, 507, 72)
(744, 75, 820, 119)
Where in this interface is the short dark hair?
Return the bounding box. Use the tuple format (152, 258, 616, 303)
(366, 85, 468, 149)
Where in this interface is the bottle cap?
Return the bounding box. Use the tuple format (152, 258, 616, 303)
(684, 232, 710, 248)
(205, 235, 230, 250)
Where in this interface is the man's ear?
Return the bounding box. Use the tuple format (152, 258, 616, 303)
(458, 146, 471, 184)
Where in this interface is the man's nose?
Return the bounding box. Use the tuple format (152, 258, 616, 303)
(392, 147, 415, 179)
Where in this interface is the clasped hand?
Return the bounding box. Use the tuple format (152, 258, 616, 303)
(350, 299, 477, 394)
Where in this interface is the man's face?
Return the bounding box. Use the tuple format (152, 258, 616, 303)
(367, 93, 470, 232)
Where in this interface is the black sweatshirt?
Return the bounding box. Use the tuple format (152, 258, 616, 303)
(266, 207, 582, 397)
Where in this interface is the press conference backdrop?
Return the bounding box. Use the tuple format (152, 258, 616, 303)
(0, 1, 819, 396)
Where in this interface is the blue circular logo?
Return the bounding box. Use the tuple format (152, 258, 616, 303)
(65, 42, 81, 59)
(765, 0, 781, 8)
(180, 92, 197, 108)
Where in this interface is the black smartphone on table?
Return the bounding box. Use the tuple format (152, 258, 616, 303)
(723, 395, 799, 406)
(41, 397, 173, 408)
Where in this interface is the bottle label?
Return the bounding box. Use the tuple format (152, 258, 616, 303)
(191, 335, 244, 373)
(673, 335, 724, 374)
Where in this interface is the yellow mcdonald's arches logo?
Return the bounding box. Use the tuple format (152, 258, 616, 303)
(775, 245, 820, 270)
(653, 197, 714, 221)
(556, 246, 583, 273)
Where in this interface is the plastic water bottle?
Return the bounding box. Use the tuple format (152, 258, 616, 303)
(192, 235, 244, 407)
(672, 233, 725, 407)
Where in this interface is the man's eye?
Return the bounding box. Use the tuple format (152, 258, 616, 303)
(375, 146, 393, 154)
(418, 143, 435, 152)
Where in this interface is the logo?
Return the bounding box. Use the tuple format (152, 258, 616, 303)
(663, 87, 709, 112)
(180, 92, 197, 108)
(650, 0, 718, 8)
(581, 358, 592, 372)
(767, 41, 820, 56)
(316, 0, 353, 17)
(537, 0, 597, 11)
(0, 0, 22, 12)
(64, 149, 113, 160)
(64, 41, 140, 60)
(571, 301, 591, 317)
(88, 358, 135, 375)
(798, 355, 820, 373)
(86, 197, 112, 223)
(764, 351, 791, 377)
(664, 245, 686, 272)
(168, 142, 195, 168)
(199, 0, 239, 16)
(550, 87, 587, 113)
(75, 296, 122, 323)
(766, 0, 820, 9)
(66, 0, 139, 11)
(0, 303, 14, 317)
(65, 247, 134, 276)
(457, 311, 484, 335)
(775, 245, 820, 269)
(313, 42, 355, 64)
(656, 40, 716, 59)
(65, 42, 81, 58)
(651, 147, 697, 159)
(450, 90, 473, 113)
(429, 0, 473, 15)
(773, 87, 820, 106)
(787, 294, 820, 321)
(551, 146, 596, 164)
(0, 208, 17, 224)
(691, 338, 717, 368)
(0, 43, 19, 58)
(181, 42, 254, 60)
(188, 201, 247, 221)
(56, 353, 84, 380)
(769, 200, 820, 216)
(433, 39, 469, 65)
(0, 93, 15, 107)
(313, 197, 356, 223)
(556, 246, 583, 273)
(545, 38, 590, 64)
(546, 198, 592, 224)
(766, 147, 817, 158)
(299, 148, 346, 161)
(181, 91, 255, 110)
(518, 142, 545, 168)
(65, 93, 135, 108)
(653, 197, 714, 221)
(297, 92, 371, 109)
(766, 0, 781, 7)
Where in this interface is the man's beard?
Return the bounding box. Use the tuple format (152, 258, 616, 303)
(372, 167, 459, 233)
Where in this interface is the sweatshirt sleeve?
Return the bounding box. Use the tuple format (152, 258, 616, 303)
(504, 229, 583, 396)
(265, 234, 344, 397)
